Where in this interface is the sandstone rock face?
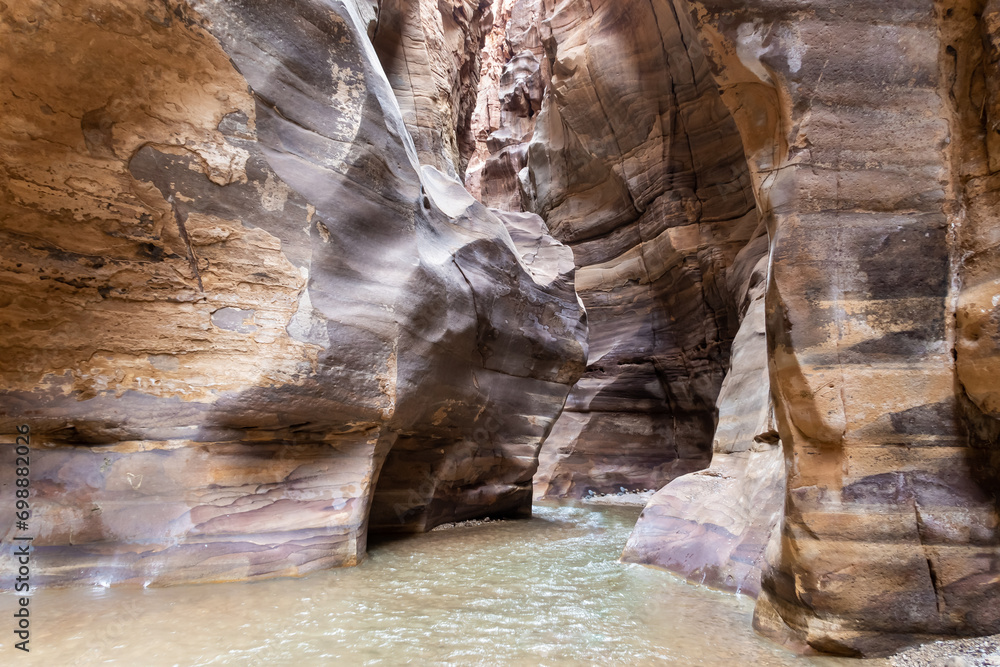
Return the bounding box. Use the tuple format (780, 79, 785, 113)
(465, 0, 546, 211)
(366, 196, 587, 533)
(677, 0, 1000, 655)
(464, 0, 517, 202)
(470, 0, 761, 498)
(959, 3, 1000, 429)
(0, 0, 585, 586)
(463, 0, 1000, 653)
(373, 0, 492, 177)
(622, 237, 785, 598)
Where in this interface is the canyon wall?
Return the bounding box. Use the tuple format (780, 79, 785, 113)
(622, 236, 784, 599)
(372, 0, 492, 177)
(678, 0, 1000, 656)
(469, 0, 1000, 655)
(2, 0, 998, 656)
(470, 0, 764, 498)
(0, 0, 586, 586)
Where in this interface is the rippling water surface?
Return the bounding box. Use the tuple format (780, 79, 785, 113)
(2, 502, 883, 665)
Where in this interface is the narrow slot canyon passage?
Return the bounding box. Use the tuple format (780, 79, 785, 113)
(0, 0, 998, 664)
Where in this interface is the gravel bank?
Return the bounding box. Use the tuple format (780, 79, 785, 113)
(429, 517, 508, 531)
(890, 634, 1000, 666)
(580, 490, 657, 506)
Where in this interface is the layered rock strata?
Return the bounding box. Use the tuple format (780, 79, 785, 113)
(677, 0, 1000, 656)
(465, 0, 545, 210)
(0, 0, 585, 586)
(464, 0, 517, 204)
(373, 0, 492, 177)
(622, 234, 784, 598)
(470, 0, 761, 497)
(462, 0, 1000, 653)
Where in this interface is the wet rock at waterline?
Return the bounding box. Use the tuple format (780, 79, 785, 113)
(622, 244, 784, 600)
(0, 0, 585, 585)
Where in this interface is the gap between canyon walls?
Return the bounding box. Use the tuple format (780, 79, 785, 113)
(464, 0, 783, 600)
(466, 0, 767, 502)
(467, 0, 1000, 657)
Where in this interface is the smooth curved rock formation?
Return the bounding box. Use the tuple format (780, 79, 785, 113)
(0, 0, 585, 586)
(622, 234, 784, 598)
(469, 0, 761, 499)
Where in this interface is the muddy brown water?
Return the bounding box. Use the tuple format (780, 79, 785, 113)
(1, 502, 884, 665)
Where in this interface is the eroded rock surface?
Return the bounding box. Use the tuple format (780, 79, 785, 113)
(0, 0, 585, 586)
(373, 0, 492, 177)
(465, 0, 545, 210)
(463, 0, 1000, 654)
(622, 237, 784, 598)
(470, 0, 760, 498)
(3, 0, 999, 656)
(680, 0, 1000, 655)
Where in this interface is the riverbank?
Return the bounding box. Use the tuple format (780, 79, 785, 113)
(890, 634, 1000, 667)
(579, 489, 657, 506)
(0, 502, 857, 665)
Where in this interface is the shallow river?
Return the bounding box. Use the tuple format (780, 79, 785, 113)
(2, 502, 882, 666)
